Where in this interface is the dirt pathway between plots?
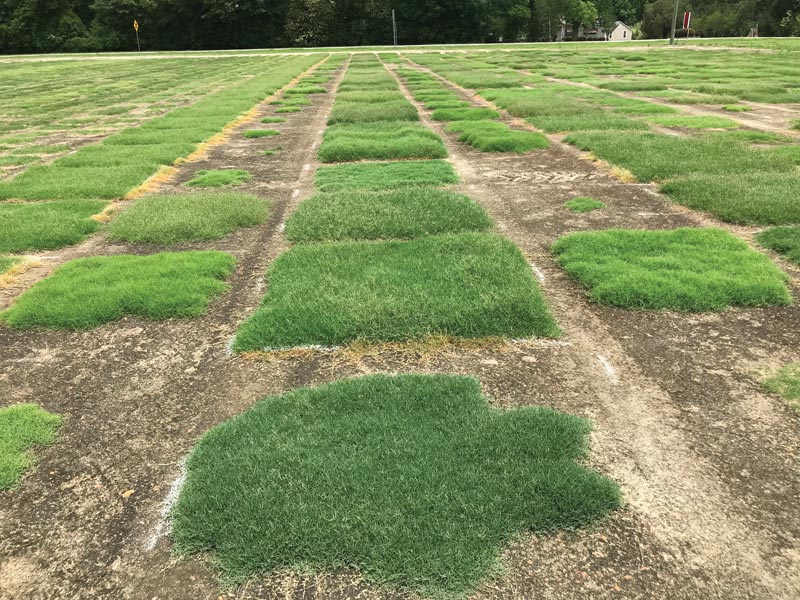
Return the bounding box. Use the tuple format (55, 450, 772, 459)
(387, 60, 800, 599)
(537, 73, 800, 136)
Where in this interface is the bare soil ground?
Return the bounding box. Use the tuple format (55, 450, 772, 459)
(1, 55, 799, 600)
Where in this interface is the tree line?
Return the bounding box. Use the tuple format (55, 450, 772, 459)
(0, 0, 798, 54)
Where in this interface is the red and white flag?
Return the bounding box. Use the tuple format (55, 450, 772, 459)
(683, 11, 692, 29)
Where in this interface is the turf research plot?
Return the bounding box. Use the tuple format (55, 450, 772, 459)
(172, 374, 621, 598)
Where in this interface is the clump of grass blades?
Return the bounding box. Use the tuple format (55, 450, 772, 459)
(0, 404, 62, 489)
(234, 232, 560, 350)
(186, 169, 250, 187)
(552, 227, 791, 311)
(1, 251, 236, 330)
(757, 226, 800, 265)
(328, 102, 418, 125)
(431, 107, 499, 121)
(315, 160, 458, 192)
(285, 188, 491, 243)
(723, 105, 751, 112)
(661, 173, 800, 226)
(284, 85, 326, 95)
(318, 122, 447, 163)
(109, 192, 269, 245)
(763, 364, 800, 409)
(244, 130, 280, 139)
(260, 117, 286, 124)
(0, 199, 107, 253)
(172, 374, 620, 597)
(447, 121, 549, 153)
(565, 197, 605, 213)
(275, 107, 301, 113)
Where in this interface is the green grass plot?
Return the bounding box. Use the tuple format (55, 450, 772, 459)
(552, 228, 791, 312)
(243, 129, 280, 139)
(0, 199, 107, 253)
(172, 374, 620, 597)
(315, 160, 458, 192)
(758, 226, 800, 265)
(318, 122, 447, 162)
(234, 232, 559, 350)
(2, 251, 235, 330)
(285, 188, 491, 243)
(447, 120, 549, 152)
(0, 404, 62, 489)
(109, 192, 269, 245)
(763, 364, 800, 410)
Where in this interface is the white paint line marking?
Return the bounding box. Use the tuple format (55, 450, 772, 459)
(145, 457, 188, 551)
(312, 141, 319, 149)
(303, 163, 311, 171)
(597, 355, 619, 385)
(292, 189, 300, 198)
(530, 263, 545, 282)
(278, 222, 286, 233)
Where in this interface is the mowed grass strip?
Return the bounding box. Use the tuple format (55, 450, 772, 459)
(234, 232, 559, 350)
(172, 374, 620, 597)
(0, 404, 62, 489)
(1, 251, 235, 330)
(552, 228, 791, 312)
(108, 192, 269, 245)
(315, 160, 458, 192)
(645, 115, 740, 129)
(446, 120, 549, 152)
(758, 226, 800, 265)
(0, 199, 107, 253)
(318, 122, 447, 162)
(0, 256, 19, 274)
(431, 107, 499, 121)
(186, 169, 251, 187)
(243, 129, 280, 139)
(285, 188, 491, 243)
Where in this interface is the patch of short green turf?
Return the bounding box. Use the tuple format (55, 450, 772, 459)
(262, 147, 282, 156)
(565, 197, 605, 214)
(284, 85, 326, 95)
(0, 199, 107, 253)
(328, 101, 418, 125)
(0, 155, 39, 166)
(260, 117, 286, 124)
(243, 130, 280, 139)
(172, 373, 620, 597)
(318, 122, 447, 163)
(763, 364, 800, 410)
(757, 226, 800, 265)
(646, 115, 740, 129)
(315, 160, 458, 192)
(661, 173, 800, 226)
(722, 105, 751, 112)
(275, 107, 301, 113)
(186, 169, 251, 187)
(1, 251, 235, 330)
(565, 131, 793, 182)
(234, 232, 560, 350)
(109, 192, 269, 245)
(552, 228, 791, 312)
(431, 107, 499, 121)
(0, 403, 62, 489)
(285, 188, 491, 243)
(447, 120, 549, 152)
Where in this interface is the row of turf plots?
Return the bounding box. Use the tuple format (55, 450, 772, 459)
(169, 53, 629, 600)
(406, 50, 800, 270)
(0, 56, 304, 173)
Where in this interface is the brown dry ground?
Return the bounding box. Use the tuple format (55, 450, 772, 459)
(1, 53, 799, 600)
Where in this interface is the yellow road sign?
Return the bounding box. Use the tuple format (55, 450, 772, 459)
(133, 20, 139, 32)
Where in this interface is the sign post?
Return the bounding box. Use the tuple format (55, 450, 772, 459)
(133, 20, 140, 52)
(669, 0, 679, 45)
(392, 10, 397, 47)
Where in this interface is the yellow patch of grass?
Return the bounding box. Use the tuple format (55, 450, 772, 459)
(0, 258, 42, 290)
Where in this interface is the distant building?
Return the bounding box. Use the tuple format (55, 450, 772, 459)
(608, 22, 633, 42)
(556, 20, 633, 42)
